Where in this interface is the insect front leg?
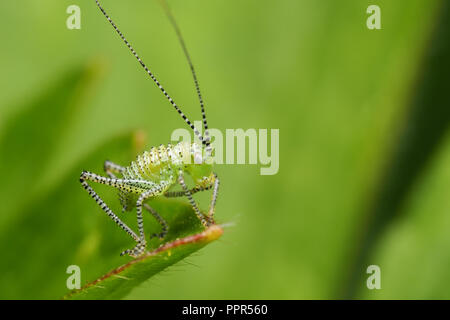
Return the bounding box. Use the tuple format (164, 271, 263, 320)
(178, 170, 210, 227)
(164, 173, 219, 225)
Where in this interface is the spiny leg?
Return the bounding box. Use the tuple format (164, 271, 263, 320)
(165, 174, 219, 225)
(123, 187, 163, 257)
(104, 161, 133, 212)
(79, 173, 140, 246)
(81, 171, 157, 192)
(207, 173, 220, 224)
(178, 170, 210, 227)
(80, 171, 158, 257)
(104, 160, 125, 179)
(136, 188, 164, 238)
(143, 203, 169, 239)
(163, 184, 213, 198)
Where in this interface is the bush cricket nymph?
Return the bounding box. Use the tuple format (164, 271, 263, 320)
(80, 0, 220, 258)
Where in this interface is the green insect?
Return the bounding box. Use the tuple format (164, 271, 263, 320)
(80, 0, 220, 258)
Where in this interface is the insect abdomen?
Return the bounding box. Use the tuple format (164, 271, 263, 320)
(118, 142, 195, 210)
(125, 142, 191, 180)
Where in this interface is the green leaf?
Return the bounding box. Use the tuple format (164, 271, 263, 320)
(340, 1, 450, 298)
(361, 133, 450, 299)
(64, 225, 223, 300)
(0, 61, 104, 230)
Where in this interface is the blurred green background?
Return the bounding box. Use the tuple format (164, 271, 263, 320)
(0, 0, 449, 299)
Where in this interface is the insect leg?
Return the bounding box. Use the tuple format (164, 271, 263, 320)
(125, 186, 164, 257)
(178, 170, 210, 227)
(120, 185, 164, 258)
(163, 184, 212, 198)
(207, 173, 220, 223)
(104, 160, 125, 179)
(164, 174, 219, 224)
(79, 172, 140, 244)
(81, 171, 156, 193)
(80, 171, 159, 257)
(143, 203, 169, 239)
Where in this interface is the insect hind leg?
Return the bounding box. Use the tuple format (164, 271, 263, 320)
(80, 170, 152, 258)
(104, 160, 125, 179)
(79, 171, 140, 246)
(103, 161, 130, 212)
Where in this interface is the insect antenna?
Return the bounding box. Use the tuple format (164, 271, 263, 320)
(94, 0, 208, 148)
(158, 0, 212, 155)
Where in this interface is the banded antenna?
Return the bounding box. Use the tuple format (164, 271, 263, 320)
(94, 0, 211, 153)
(158, 0, 211, 155)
